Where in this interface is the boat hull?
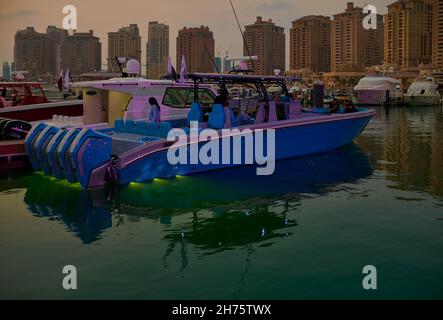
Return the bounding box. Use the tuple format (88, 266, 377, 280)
(0, 140, 30, 174)
(113, 111, 375, 186)
(0, 100, 83, 122)
(355, 90, 403, 106)
(404, 95, 441, 106)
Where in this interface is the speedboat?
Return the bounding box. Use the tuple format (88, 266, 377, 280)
(0, 82, 83, 122)
(24, 73, 375, 189)
(404, 77, 442, 106)
(354, 76, 403, 106)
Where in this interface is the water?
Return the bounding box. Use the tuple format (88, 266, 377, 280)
(1, 106, 443, 300)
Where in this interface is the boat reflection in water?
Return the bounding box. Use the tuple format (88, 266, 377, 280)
(21, 144, 373, 251)
(23, 177, 112, 244)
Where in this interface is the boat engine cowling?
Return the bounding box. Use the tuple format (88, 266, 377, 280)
(67, 128, 112, 188)
(24, 122, 50, 170)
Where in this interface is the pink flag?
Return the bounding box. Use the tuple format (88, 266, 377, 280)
(63, 68, 70, 90)
(57, 69, 64, 91)
(167, 57, 177, 80)
(180, 55, 187, 83)
(239, 61, 248, 71)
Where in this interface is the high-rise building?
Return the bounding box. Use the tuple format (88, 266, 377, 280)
(176, 26, 215, 73)
(14, 27, 56, 79)
(290, 15, 331, 73)
(46, 26, 68, 75)
(431, 0, 443, 69)
(384, 0, 433, 70)
(2, 62, 11, 81)
(214, 56, 222, 73)
(244, 17, 285, 75)
(108, 24, 142, 72)
(147, 22, 169, 79)
(61, 30, 102, 76)
(223, 51, 232, 73)
(331, 2, 384, 71)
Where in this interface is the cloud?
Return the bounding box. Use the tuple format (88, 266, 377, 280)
(0, 9, 40, 20)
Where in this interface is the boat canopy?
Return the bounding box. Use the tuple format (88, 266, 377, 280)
(187, 73, 299, 103)
(354, 76, 400, 91)
(188, 73, 299, 84)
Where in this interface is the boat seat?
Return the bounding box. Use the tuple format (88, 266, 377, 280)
(268, 101, 278, 122)
(255, 102, 265, 124)
(208, 104, 226, 130)
(227, 109, 243, 127)
(114, 119, 172, 138)
(114, 119, 125, 132)
(187, 102, 203, 126)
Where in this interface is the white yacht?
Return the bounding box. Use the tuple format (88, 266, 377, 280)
(405, 77, 442, 106)
(354, 76, 403, 106)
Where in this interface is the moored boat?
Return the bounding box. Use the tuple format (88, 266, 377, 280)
(24, 73, 375, 188)
(404, 77, 442, 106)
(354, 76, 403, 106)
(0, 82, 83, 122)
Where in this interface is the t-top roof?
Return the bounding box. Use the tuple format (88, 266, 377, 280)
(188, 73, 300, 83)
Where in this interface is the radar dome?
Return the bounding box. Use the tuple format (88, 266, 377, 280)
(126, 59, 141, 75)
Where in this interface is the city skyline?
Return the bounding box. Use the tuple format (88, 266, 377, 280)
(0, 0, 391, 73)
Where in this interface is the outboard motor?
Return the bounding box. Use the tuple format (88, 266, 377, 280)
(2, 120, 32, 140)
(0, 118, 11, 140)
(32, 126, 60, 173)
(25, 123, 50, 170)
(55, 128, 81, 182)
(44, 130, 68, 177)
(66, 128, 112, 188)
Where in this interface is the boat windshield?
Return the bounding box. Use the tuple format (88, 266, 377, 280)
(29, 84, 46, 98)
(162, 87, 215, 109)
(0, 83, 48, 106)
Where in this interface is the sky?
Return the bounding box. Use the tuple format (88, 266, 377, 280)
(0, 0, 391, 73)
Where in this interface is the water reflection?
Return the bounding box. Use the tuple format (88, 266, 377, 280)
(12, 144, 373, 249)
(23, 177, 112, 244)
(357, 106, 443, 198)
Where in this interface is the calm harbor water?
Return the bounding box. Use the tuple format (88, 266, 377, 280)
(1, 105, 442, 300)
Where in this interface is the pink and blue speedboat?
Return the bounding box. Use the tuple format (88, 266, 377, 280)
(24, 73, 375, 189)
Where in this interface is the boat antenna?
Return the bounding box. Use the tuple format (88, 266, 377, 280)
(115, 56, 128, 78)
(203, 42, 220, 74)
(229, 0, 256, 73)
